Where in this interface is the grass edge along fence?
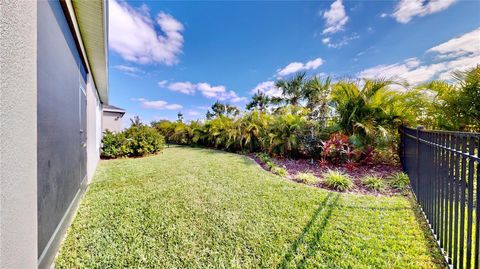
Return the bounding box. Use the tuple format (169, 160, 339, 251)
(400, 126, 480, 269)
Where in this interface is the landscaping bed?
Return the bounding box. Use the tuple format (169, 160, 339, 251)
(250, 153, 405, 196)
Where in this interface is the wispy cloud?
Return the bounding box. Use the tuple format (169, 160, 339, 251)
(157, 80, 168, 87)
(166, 81, 196, 95)
(322, 33, 359, 48)
(132, 98, 183, 110)
(159, 81, 247, 103)
(321, 0, 349, 34)
(392, 0, 457, 23)
(276, 58, 324, 77)
(113, 65, 145, 76)
(358, 28, 480, 85)
(187, 110, 200, 116)
(109, 0, 184, 65)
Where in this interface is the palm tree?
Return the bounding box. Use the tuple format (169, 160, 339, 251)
(275, 72, 306, 106)
(130, 116, 143, 127)
(263, 112, 305, 156)
(330, 79, 414, 146)
(246, 91, 271, 112)
(418, 65, 480, 131)
(207, 101, 240, 118)
(177, 112, 184, 122)
(240, 110, 270, 151)
(303, 76, 332, 125)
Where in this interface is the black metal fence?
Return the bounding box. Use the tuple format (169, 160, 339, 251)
(400, 126, 480, 269)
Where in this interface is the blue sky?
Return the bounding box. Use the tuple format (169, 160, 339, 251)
(108, 0, 480, 126)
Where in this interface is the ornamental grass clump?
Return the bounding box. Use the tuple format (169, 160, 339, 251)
(389, 172, 410, 190)
(296, 172, 319, 185)
(255, 153, 287, 177)
(271, 166, 288, 177)
(362, 175, 385, 192)
(322, 170, 353, 191)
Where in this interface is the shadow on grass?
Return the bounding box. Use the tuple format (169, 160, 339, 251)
(335, 204, 411, 211)
(278, 192, 340, 268)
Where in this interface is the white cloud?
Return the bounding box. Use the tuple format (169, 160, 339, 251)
(132, 98, 183, 110)
(162, 81, 247, 102)
(109, 0, 184, 65)
(392, 0, 457, 23)
(322, 0, 349, 34)
(321, 34, 359, 48)
(157, 80, 168, 87)
(276, 57, 324, 77)
(113, 65, 145, 76)
(167, 81, 196, 95)
(250, 81, 283, 98)
(427, 28, 480, 58)
(380, 13, 388, 18)
(358, 28, 480, 85)
(305, 58, 324, 69)
(197, 83, 227, 98)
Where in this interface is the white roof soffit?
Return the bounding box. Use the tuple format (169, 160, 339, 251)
(66, 0, 109, 104)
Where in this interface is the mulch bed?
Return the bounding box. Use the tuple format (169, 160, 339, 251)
(248, 154, 404, 196)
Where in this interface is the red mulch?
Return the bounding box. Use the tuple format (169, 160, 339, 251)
(248, 154, 404, 196)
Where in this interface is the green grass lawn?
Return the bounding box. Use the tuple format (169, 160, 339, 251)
(55, 147, 446, 268)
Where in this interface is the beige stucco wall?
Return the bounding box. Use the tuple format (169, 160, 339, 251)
(0, 1, 38, 268)
(103, 111, 124, 133)
(86, 74, 102, 183)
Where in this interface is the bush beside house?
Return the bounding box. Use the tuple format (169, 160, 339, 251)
(101, 119, 165, 159)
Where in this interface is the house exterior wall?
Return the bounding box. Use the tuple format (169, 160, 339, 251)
(0, 1, 38, 268)
(86, 74, 102, 183)
(37, 1, 89, 267)
(103, 111, 124, 133)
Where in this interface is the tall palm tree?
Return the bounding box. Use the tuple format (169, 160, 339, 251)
(275, 72, 306, 106)
(246, 91, 271, 112)
(303, 76, 332, 125)
(207, 101, 240, 118)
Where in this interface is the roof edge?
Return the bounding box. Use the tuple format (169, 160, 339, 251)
(61, 0, 108, 104)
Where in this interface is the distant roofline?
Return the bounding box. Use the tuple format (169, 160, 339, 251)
(103, 104, 126, 114)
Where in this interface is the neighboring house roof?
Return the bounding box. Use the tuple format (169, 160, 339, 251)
(61, 0, 108, 104)
(103, 104, 126, 115)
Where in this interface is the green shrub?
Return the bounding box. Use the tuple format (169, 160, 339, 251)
(296, 172, 319, 185)
(124, 125, 165, 157)
(389, 172, 410, 190)
(362, 175, 385, 192)
(101, 130, 127, 159)
(101, 125, 165, 159)
(271, 166, 288, 177)
(323, 170, 353, 191)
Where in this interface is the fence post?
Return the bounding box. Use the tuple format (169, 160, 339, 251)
(416, 126, 424, 194)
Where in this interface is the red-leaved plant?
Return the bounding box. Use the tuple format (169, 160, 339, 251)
(321, 133, 351, 164)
